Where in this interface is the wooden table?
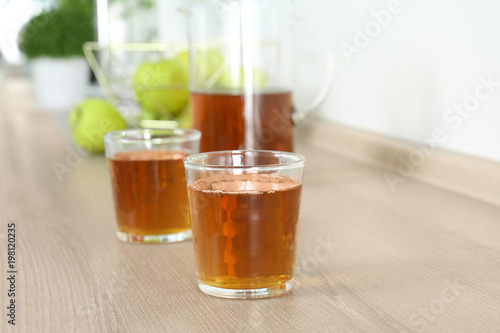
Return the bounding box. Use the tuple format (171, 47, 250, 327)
(1, 76, 500, 332)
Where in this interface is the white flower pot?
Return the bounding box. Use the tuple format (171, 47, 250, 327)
(31, 57, 88, 111)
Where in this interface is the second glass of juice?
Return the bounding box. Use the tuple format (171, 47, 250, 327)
(104, 129, 200, 243)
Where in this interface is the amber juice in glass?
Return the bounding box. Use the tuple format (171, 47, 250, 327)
(184, 151, 305, 299)
(104, 129, 200, 243)
(108, 150, 189, 239)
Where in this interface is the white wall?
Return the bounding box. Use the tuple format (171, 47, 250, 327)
(149, 0, 500, 162)
(295, 0, 500, 162)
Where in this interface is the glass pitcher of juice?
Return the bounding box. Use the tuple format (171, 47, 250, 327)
(179, 0, 334, 152)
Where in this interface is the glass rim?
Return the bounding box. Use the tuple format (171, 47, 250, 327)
(104, 128, 201, 144)
(183, 150, 305, 170)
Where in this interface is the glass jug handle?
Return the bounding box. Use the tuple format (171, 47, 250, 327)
(292, 16, 335, 123)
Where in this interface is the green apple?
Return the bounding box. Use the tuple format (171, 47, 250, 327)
(174, 48, 226, 87)
(133, 59, 188, 117)
(173, 49, 268, 89)
(69, 98, 127, 153)
(195, 49, 225, 85)
(216, 66, 268, 89)
(174, 50, 189, 71)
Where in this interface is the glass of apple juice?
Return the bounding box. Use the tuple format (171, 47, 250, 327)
(104, 129, 200, 243)
(184, 150, 305, 298)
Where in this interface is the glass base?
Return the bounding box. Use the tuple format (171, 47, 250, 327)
(198, 279, 294, 299)
(116, 229, 192, 244)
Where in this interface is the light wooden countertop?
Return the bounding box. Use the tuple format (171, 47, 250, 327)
(1, 77, 500, 332)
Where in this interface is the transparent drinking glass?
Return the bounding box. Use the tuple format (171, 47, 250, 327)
(184, 150, 305, 298)
(104, 128, 200, 243)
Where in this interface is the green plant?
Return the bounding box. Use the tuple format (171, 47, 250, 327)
(18, 0, 94, 59)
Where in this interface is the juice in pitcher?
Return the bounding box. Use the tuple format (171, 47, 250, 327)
(191, 90, 294, 152)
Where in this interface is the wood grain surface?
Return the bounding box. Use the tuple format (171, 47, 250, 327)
(1, 77, 500, 332)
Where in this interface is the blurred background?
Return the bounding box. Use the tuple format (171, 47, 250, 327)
(1, 0, 499, 161)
